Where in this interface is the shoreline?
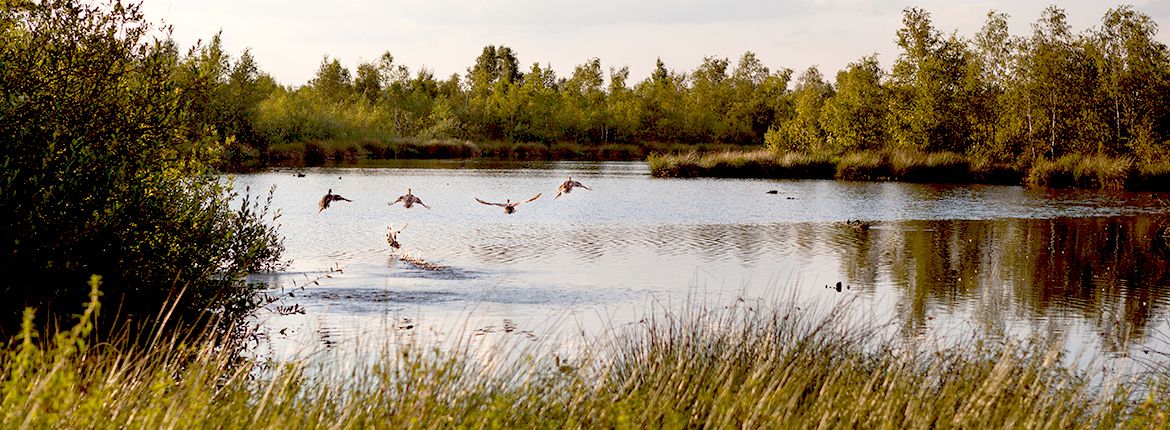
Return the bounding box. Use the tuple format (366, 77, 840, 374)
(649, 149, 1170, 192)
(226, 138, 739, 171)
(225, 141, 1170, 193)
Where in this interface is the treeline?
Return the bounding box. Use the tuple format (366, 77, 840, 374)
(767, 6, 1170, 165)
(191, 5, 1170, 168)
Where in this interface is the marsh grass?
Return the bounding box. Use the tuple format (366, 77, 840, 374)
(647, 148, 1170, 190)
(653, 149, 979, 183)
(1027, 154, 1134, 189)
(648, 150, 835, 178)
(6, 286, 1170, 428)
(1132, 162, 1170, 191)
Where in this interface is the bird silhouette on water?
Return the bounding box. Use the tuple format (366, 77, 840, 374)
(389, 188, 429, 209)
(555, 177, 591, 199)
(476, 193, 541, 214)
(318, 189, 352, 213)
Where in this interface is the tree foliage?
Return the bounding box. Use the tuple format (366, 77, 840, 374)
(0, 0, 284, 334)
(88, 6, 1170, 169)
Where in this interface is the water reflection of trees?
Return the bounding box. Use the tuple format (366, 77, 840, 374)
(462, 216, 1170, 352)
(839, 217, 1170, 352)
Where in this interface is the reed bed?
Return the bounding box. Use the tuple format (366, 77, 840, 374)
(649, 148, 1170, 190)
(4, 286, 1168, 429)
(1132, 162, 1170, 191)
(648, 149, 835, 179)
(1027, 154, 1134, 189)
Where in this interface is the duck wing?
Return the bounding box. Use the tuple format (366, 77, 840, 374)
(521, 193, 542, 204)
(333, 194, 353, 202)
(476, 197, 506, 207)
(389, 195, 406, 206)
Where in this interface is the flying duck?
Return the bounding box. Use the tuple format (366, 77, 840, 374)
(390, 188, 429, 209)
(555, 176, 591, 199)
(318, 189, 352, 213)
(475, 193, 541, 214)
(386, 223, 407, 249)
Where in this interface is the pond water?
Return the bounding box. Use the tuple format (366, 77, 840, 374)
(236, 161, 1170, 366)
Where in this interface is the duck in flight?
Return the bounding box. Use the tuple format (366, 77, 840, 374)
(389, 188, 429, 209)
(555, 177, 591, 199)
(475, 193, 541, 214)
(318, 189, 353, 213)
(386, 223, 407, 249)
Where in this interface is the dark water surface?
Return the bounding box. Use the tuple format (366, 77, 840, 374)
(235, 161, 1170, 365)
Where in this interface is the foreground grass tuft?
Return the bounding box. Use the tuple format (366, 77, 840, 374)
(3, 290, 1169, 428)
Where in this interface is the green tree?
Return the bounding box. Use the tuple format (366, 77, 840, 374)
(311, 56, 354, 102)
(353, 61, 382, 104)
(1094, 6, 1170, 160)
(1020, 6, 1101, 158)
(727, 51, 791, 144)
(606, 66, 639, 143)
(821, 55, 888, 152)
(467, 45, 525, 140)
(768, 67, 832, 152)
(219, 49, 277, 162)
(686, 56, 730, 142)
(889, 7, 976, 153)
(969, 11, 1024, 161)
(561, 58, 607, 142)
(636, 58, 686, 142)
(0, 0, 284, 333)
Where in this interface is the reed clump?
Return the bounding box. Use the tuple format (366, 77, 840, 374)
(6, 287, 1168, 428)
(649, 149, 835, 178)
(1027, 154, 1134, 189)
(1131, 162, 1170, 191)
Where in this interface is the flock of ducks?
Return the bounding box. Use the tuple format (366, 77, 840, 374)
(318, 177, 590, 215)
(316, 177, 593, 250)
(320, 175, 870, 250)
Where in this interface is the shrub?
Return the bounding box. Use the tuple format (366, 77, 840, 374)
(0, 0, 284, 336)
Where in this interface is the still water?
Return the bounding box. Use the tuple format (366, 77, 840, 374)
(235, 161, 1170, 365)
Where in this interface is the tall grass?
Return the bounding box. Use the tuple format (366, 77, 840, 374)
(5, 288, 1168, 428)
(647, 148, 1170, 191)
(648, 149, 835, 178)
(1132, 162, 1170, 191)
(1027, 154, 1134, 189)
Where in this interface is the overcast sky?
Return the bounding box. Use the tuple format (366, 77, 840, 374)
(138, 1, 1170, 87)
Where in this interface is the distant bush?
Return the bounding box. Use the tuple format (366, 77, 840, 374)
(0, 0, 284, 336)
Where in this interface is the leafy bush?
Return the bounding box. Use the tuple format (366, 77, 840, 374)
(0, 0, 284, 335)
